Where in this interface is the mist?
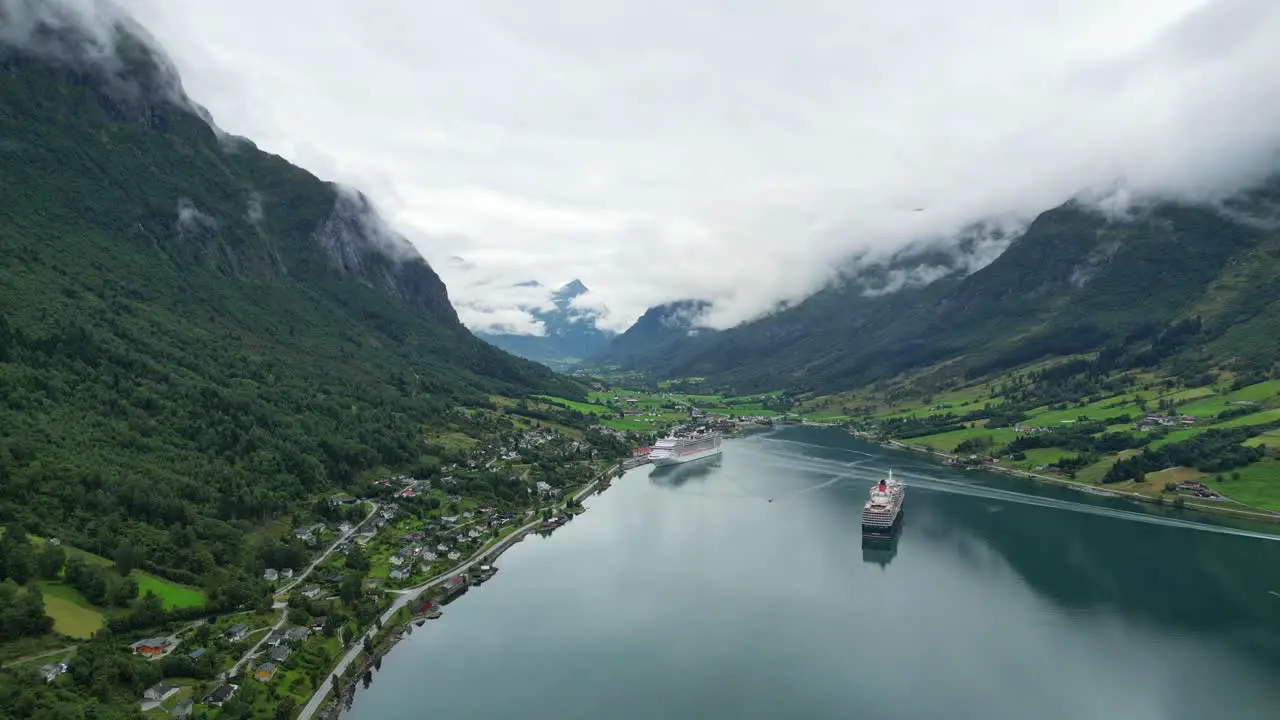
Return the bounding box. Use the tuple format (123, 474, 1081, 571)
(16, 0, 1280, 334)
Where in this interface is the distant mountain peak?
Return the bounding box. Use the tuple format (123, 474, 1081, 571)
(474, 278, 613, 367)
(554, 278, 589, 301)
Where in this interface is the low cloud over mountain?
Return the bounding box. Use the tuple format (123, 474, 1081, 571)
(63, 0, 1280, 332)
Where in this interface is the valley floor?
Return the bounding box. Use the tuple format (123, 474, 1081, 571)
(802, 363, 1280, 515)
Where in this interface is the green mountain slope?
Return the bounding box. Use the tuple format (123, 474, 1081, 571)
(0, 14, 580, 588)
(604, 187, 1280, 393)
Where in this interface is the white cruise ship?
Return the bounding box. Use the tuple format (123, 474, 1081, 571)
(648, 433, 722, 466)
(861, 470, 905, 534)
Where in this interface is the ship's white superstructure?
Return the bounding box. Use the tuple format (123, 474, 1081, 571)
(648, 433, 722, 466)
(861, 470, 904, 533)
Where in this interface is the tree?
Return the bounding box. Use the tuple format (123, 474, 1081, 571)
(0, 525, 35, 585)
(339, 573, 364, 605)
(274, 697, 297, 720)
(36, 543, 65, 580)
(345, 547, 370, 572)
(114, 544, 138, 576)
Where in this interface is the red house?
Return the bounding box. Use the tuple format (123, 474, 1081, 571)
(130, 637, 171, 657)
(633, 446, 652, 458)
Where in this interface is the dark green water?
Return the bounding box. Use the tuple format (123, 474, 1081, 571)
(346, 427, 1280, 719)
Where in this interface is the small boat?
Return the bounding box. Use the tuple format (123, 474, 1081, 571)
(768, 497, 774, 503)
(415, 619, 425, 627)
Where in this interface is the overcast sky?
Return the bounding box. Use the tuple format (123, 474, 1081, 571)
(112, 0, 1280, 333)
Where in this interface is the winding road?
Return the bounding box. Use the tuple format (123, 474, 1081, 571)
(220, 502, 379, 681)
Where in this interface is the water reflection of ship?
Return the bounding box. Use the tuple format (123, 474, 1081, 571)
(649, 454, 723, 488)
(861, 510, 904, 569)
(861, 531, 900, 569)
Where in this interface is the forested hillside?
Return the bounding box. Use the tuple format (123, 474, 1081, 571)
(0, 9, 580, 594)
(600, 183, 1280, 393)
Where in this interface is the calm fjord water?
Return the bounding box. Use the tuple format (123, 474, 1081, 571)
(347, 427, 1280, 720)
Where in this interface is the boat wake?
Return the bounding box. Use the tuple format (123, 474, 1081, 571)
(745, 445, 1280, 543)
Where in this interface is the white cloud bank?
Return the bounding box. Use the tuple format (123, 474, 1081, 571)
(111, 0, 1280, 332)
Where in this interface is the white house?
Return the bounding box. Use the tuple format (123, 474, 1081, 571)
(143, 682, 180, 703)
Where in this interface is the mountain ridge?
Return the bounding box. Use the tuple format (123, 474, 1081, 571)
(596, 183, 1280, 392)
(0, 3, 583, 593)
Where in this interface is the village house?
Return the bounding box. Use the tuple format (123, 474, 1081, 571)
(188, 647, 207, 660)
(338, 522, 353, 534)
(389, 555, 404, 566)
(422, 551, 438, 562)
(130, 637, 171, 657)
(207, 684, 237, 706)
(437, 543, 449, 553)
(310, 616, 328, 632)
(172, 698, 194, 718)
(38, 661, 67, 683)
(441, 515, 459, 527)
(301, 585, 324, 600)
(441, 575, 468, 599)
(143, 682, 180, 703)
(285, 626, 310, 643)
(293, 523, 324, 541)
(263, 568, 279, 582)
(265, 630, 286, 647)
(389, 568, 409, 581)
(447, 551, 460, 561)
(254, 663, 277, 682)
(281, 568, 294, 580)
(268, 646, 291, 663)
(225, 624, 248, 642)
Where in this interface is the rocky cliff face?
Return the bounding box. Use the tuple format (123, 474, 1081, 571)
(311, 187, 458, 325)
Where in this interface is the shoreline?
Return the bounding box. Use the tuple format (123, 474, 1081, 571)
(857, 431, 1280, 525)
(303, 464, 621, 720)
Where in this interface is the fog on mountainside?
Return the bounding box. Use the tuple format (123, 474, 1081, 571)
(107, 0, 1280, 338)
(596, 177, 1280, 393)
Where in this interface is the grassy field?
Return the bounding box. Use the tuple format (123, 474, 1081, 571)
(544, 387, 780, 432)
(1244, 428, 1280, 448)
(1211, 407, 1280, 429)
(135, 575, 206, 610)
(52, 544, 208, 609)
(1020, 397, 1141, 426)
(39, 586, 105, 639)
(907, 427, 1018, 453)
(1147, 466, 1204, 485)
(1009, 447, 1077, 470)
(535, 395, 612, 416)
(1210, 459, 1280, 509)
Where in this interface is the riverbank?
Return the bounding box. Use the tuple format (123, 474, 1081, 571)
(301, 465, 620, 720)
(862, 431, 1280, 524)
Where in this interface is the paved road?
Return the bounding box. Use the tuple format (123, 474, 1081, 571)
(1, 646, 75, 669)
(220, 503, 378, 681)
(296, 471, 613, 720)
(279, 504, 380, 597)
